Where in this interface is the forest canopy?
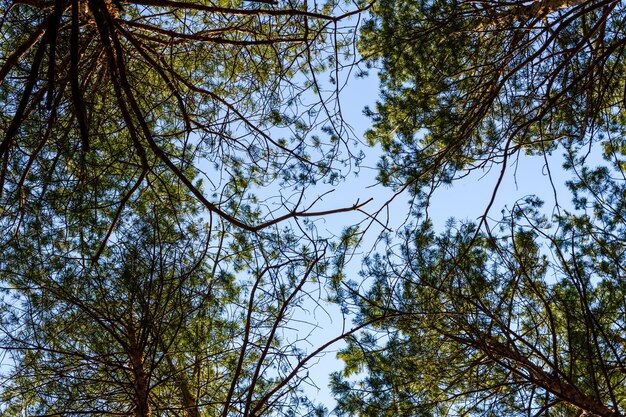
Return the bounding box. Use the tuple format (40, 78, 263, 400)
(1, 0, 626, 416)
(0, 0, 371, 415)
(332, 0, 626, 416)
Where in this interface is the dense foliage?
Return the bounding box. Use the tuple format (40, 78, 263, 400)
(359, 0, 626, 202)
(0, 0, 369, 415)
(0, 0, 366, 249)
(333, 160, 626, 416)
(3, 0, 626, 416)
(331, 0, 626, 416)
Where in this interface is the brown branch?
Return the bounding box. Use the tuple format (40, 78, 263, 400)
(249, 314, 393, 417)
(479, 336, 622, 417)
(0, 18, 53, 159)
(93, 168, 148, 263)
(220, 261, 290, 417)
(128, 0, 339, 21)
(0, 14, 49, 86)
(120, 19, 307, 46)
(243, 249, 326, 417)
(92, 0, 371, 231)
(116, 24, 191, 132)
(70, 0, 90, 150)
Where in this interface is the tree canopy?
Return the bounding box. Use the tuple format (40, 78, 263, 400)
(0, 0, 369, 250)
(3, 0, 626, 416)
(331, 0, 626, 416)
(359, 0, 626, 209)
(333, 172, 626, 416)
(1, 186, 352, 416)
(0, 0, 372, 415)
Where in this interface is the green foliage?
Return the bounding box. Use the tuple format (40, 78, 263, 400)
(0, 181, 345, 415)
(331, 5, 626, 414)
(333, 151, 626, 416)
(0, 0, 371, 415)
(360, 0, 626, 196)
(0, 0, 365, 248)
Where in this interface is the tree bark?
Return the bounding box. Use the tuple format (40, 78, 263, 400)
(130, 350, 151, 417)
(483, 337, 622, 417)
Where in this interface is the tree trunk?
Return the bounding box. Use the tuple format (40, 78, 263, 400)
(130, 351, 151, 417)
